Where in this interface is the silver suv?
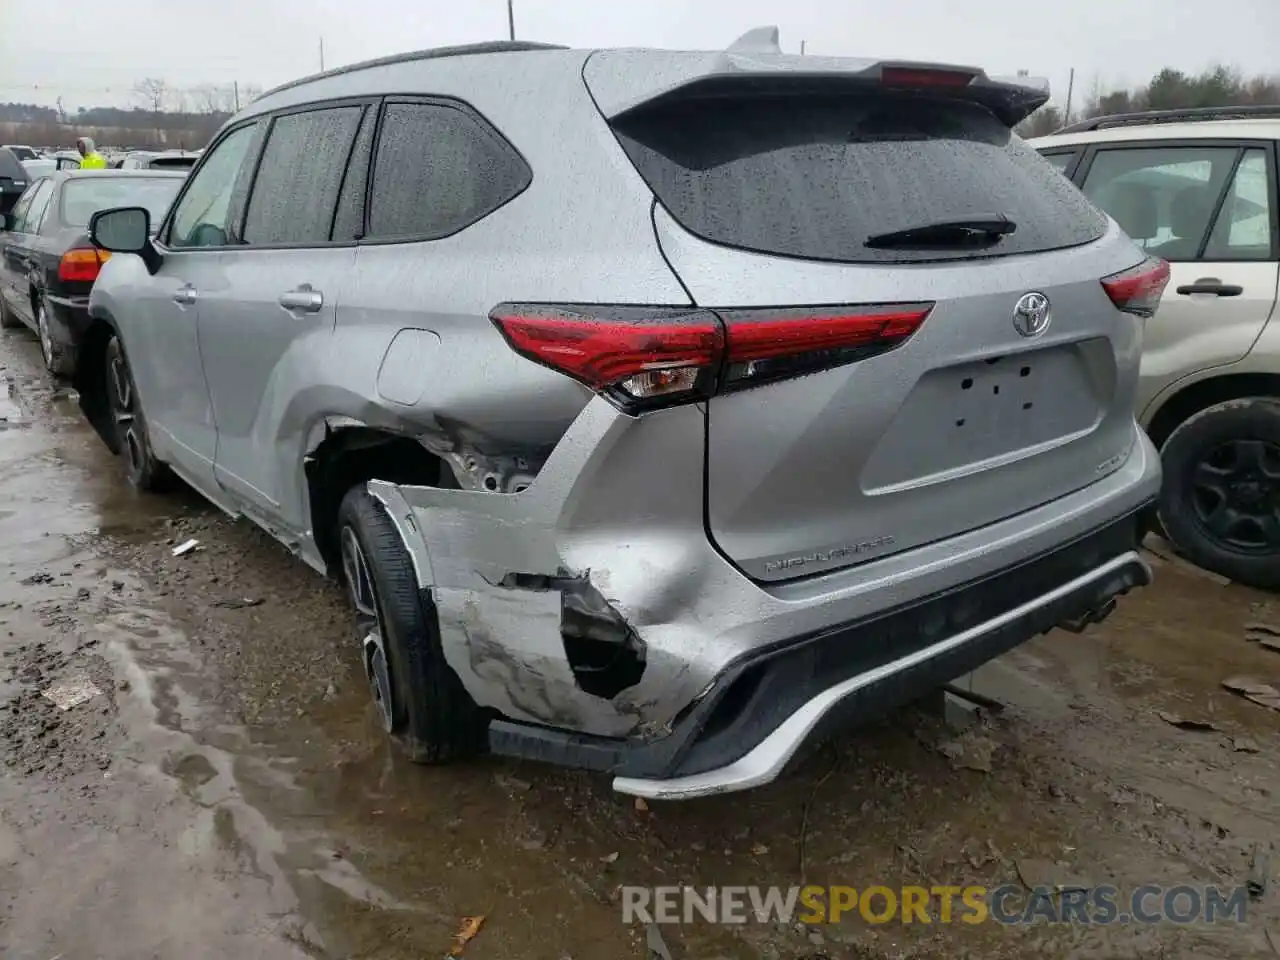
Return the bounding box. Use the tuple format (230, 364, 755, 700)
(80, 32, 1161, 799)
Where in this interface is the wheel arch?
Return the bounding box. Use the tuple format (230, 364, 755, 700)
(1145, 372, 1280, 451)
(305, 422, 451, 574)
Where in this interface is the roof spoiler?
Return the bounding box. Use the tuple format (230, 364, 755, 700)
(589, 27, 1050, 127)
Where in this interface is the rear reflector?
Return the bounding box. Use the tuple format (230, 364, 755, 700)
(58, 246, 111, 284)
(1101, 257, 1170, 318)
(880, 66, 977, 89)
(491, 302, 933, 412)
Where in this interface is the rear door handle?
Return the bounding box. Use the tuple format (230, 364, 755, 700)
(172, 284, 197, 306)
(278, 285, 323, 313)
(1175, 279, 1244, 298)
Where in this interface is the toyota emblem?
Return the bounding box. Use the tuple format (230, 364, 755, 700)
(1012, 292, 1051, 338)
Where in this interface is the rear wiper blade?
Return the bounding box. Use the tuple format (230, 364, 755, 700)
(864, 215, 1017, 249)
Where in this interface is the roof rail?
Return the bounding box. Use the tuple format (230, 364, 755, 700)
(258, 41, 568, 102)
(1053, 104, 1280, 134)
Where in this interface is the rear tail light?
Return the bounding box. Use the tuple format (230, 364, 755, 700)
(491, 302, 933, 413)
(58, 246, 111, 283)
(1102, 257, 1170, 318)
(880, 66, 977, 89)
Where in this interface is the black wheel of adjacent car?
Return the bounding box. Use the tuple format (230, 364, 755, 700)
(336, 485, 488, 763)
(0, 293, 20, 330)
(1159, 397, 1280, 590)
(105, 334, 170, 491)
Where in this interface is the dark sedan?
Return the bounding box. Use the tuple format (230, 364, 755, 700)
(0, 170, 184, 376)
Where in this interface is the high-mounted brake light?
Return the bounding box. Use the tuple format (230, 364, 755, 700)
(491, 302, 933, 413)
(880, 66, 977, 89)
(1101, 257, 1170, 318)
(58, 246, 111, 284)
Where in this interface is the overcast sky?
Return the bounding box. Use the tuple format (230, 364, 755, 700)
(2, 0, 1276, 112)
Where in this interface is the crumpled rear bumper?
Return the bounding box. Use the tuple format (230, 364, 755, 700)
(368, 398, 1159, 797)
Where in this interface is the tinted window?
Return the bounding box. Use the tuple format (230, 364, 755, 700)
(1042, 152, 1074, 174)
(25, 180, 54, 233)
(243, 105, 363, 246)
(1204, 149, 1275, 261)
(17, 180, 52, 233)
(169, 122, 260, 248)
(1081, 146, 1238, 260)
(60, 177, 183, 228)
(613, 94, 1107, 263)
(6, 182, 38, 227)
(366, 101, 530, 241)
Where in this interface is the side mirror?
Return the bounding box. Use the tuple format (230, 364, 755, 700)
(0, 213, 9, 231)
(90, 207, 162, 274)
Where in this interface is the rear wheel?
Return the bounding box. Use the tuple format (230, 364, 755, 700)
(105, 335, 170, 491)
(36, 295, 73, 377)
(336, 485, 487, 762)
(1159, 398, 1280, 589)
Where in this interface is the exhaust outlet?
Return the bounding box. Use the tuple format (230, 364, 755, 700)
(1057, 596, 1118, 634)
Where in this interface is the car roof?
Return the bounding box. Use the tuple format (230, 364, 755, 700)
(57, 169, 188, 182)
(1030, 118, 1280, 149)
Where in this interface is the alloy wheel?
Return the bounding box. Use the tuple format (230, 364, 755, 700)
(37, 302, 53, 370)
(107, 342, 145, 479)
(1189, 438, 1280, 553)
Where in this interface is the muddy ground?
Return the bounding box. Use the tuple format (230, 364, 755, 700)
(0, 328, 1277, 960)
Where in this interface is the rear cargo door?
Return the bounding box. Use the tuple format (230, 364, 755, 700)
(597, 73, 1150, 582)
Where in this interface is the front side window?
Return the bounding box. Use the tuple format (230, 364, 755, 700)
(168, 122, 261, 249)
(1041, 152, 1075, 175)
(365, 101, 531, 241)
(1080, 146, 1239, 260)
(242, 105, 364, 245)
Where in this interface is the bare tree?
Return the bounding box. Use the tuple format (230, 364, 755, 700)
(133, 77, 170, 114)
(190, 83, 233, 114)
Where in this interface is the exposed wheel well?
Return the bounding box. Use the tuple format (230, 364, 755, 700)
(306, 427, 450, 573)
(1145, 373, 1280, 451)
(74, 317, 121, 454)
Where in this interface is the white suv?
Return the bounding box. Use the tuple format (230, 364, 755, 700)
(1032, 106, 1280, 588)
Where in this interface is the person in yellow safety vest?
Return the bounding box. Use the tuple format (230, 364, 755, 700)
(76, 137, 107, 170)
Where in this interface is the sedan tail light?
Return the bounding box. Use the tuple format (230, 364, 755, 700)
(491, 302, 933, 413)
(58, 246, 111, 284)
(1102, 257, 1170, 318)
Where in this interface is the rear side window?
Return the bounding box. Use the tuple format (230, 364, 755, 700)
(613, 94, 1108, 263)
(243, 105, 364, 245)
(365, 101, 530, 241)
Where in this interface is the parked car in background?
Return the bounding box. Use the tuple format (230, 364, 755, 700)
(2, 145, 40, 162)
(117, 150, 200, 171)
(0, 148, 33, 220)
(82, 34, 1160, 797)
(46, 151, 82, 171)
(0, 170, 184, 376)
(21, 158, 56, 180)
(1032, 105, 1280, 587)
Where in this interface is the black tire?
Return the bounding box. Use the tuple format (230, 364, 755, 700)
(104, 334, 171, 491)
(336, 485, 488, 763)
(1158, 397, 1280, 589)
(0, 292, 21, 330)
(36, 294, 73, 378)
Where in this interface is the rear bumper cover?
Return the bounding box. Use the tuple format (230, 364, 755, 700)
(368, 399, 1160, 797)
(484, 511, 1149, 798)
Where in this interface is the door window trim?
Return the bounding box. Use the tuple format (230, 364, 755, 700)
(1071, 137, 1279, 263)
(155, 117, 267, 254)
(357, 93, 534, 248)
(233, 96, 381, 251)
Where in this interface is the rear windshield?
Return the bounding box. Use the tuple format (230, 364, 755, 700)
(147, 156, 197, 169)
(613, 94, 1107, 263)
(60, 177, 183, 228)
(0, 149, 26, 181)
